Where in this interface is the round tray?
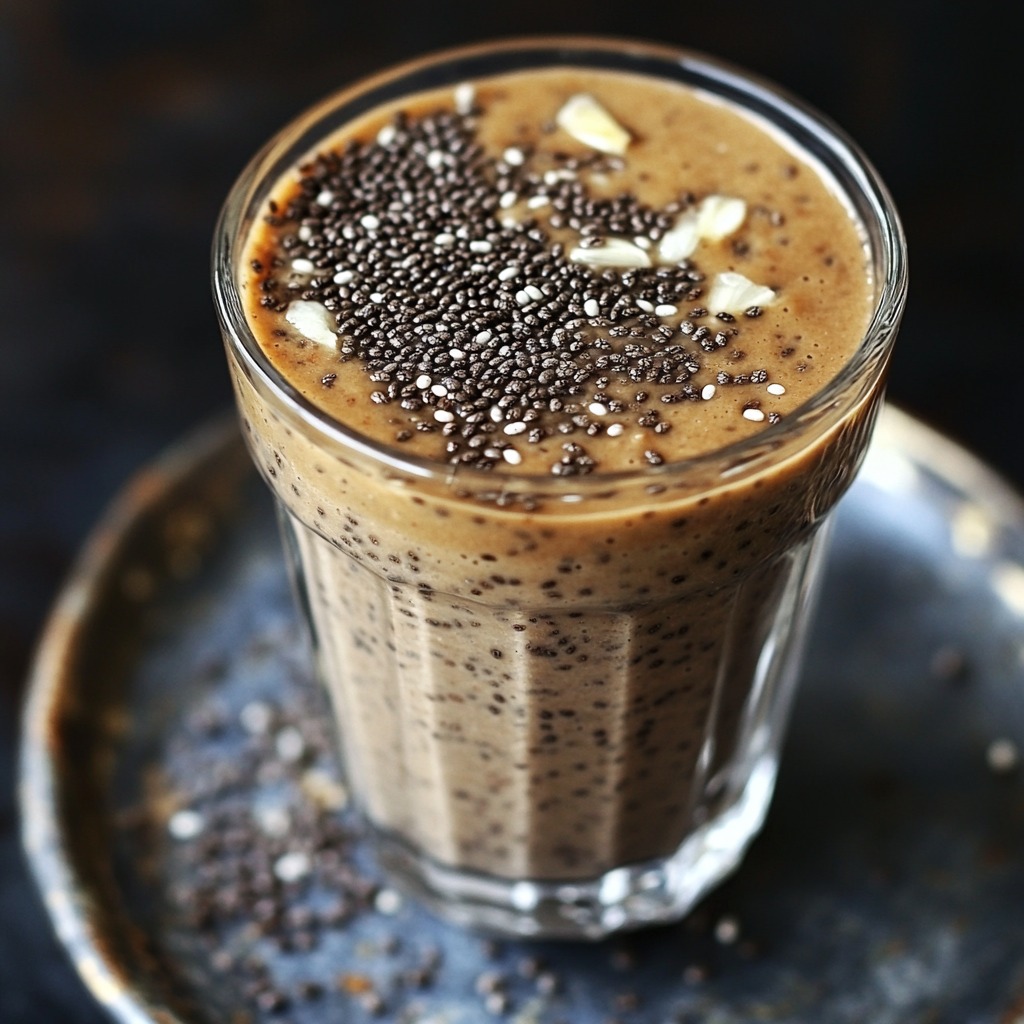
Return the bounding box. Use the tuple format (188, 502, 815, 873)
(20, 407, 1024, 1023)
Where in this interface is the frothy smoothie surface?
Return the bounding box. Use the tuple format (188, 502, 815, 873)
(241, 67, 872, 475)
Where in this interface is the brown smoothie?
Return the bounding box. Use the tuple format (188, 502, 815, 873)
(228, 65, 879, 881)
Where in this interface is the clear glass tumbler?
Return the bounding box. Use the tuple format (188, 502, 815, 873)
(213, 37, 906, 939)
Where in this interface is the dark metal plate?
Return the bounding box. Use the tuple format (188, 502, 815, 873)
(20, 407, 1024, 1023)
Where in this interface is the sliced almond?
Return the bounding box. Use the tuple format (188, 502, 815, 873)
(657, 210, 700, 262)
(285, 299, 338, 347)
(569, 237, 652, 268)
(555, 94, 631, 155)
(696, 195, 747, 240)
(706, 272, 776, 313)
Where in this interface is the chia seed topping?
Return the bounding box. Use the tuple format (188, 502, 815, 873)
(251, 94, 788, 474)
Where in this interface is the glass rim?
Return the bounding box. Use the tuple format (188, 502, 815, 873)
(213, 35, 907, 495)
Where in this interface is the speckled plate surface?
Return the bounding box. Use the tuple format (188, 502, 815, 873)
(19, 407, 1024, 1024)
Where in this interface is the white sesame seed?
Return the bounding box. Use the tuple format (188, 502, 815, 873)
(255, 805, 291, 837)
(475, 330, 493, 344)
(742, 408, 766, 422)
(469, 240, 493, 253)
(503, 146, 525, 166)
(453, 82, 475, 115)
(168, 809, 205, 841)
(455, 226, 469, 239)
(431, 384, 448, 397)
(526, 195, 550, 209)
(415, 374, 432, 389)
(360, 214, 380, 230)
(333, 269, 354, 285)
(426, 149, 444, 169)
(499, 191, 519, 209)
(433, 409, 455, 423)
(503, 421, 527, 435)
(377, 124, 397, 146)
(489, 406, 504, 422)
(633, 235, 652, 249)
(469, 263, 486, 273)
(635, 298, 655, 313)
(502, 448, 523, 465)
(297, 225, 312, 241)
(525, 284, 544, 302)
(767, 383, 786, 395)
(239, 700, 272, 735)
(584, 298, 600, 318)
(655, 303, 679, 317)
(515, 289, 532, 306)
(316, 189, 335, 206)
(290, 258, 315, 274)
(588, 402, 608, 416)
(449, 348, 465, 360)
(606, 423, 625, 437)
(498, 265, 520, 281)
(701, 384, 717, 400)
(374, 888, 403, 915)
(484, 448, 501, 459)
(275, 725, 306, 763)
(369, 292, 384, 304)
(273, 850, 311, 884)
(434, 232, 456, 247)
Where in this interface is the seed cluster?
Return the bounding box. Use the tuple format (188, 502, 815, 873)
(254, 99, 773, 473)
(149, 652, 758, 1021)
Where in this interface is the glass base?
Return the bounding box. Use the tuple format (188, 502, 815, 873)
(374, 754, 779, 941)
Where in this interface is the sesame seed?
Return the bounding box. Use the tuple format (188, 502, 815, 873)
(376, 124, 397, 146)
(504, 422, 527, 435)
(469, 240, 493, 253)
(434, 233, 456, 247)
(701, 384, 717, 400)
(583, 298, 600, 317)
(524, 284, 544, 301)
(333, 270, 354, 285)
(426, 149, 445, 169)
(431, 384, 448, 397)
(360, 214, 380, 230)
(273, 850, 311, 883)
(606, 423, 624, 436)
(515, 289, 532, 306)
(475, 330, 493, 344)
(588, 402, 608, 416)
(369, 292, 384, 303)
(766, 382, 786, 395)
(655, 303, 679, 316)
(742, 408, 766, 422)
(434, 409, 455, 423)
(415, 374, 432, 389)
(635, 298, 655, 313)
(290, 258, 315, 273)
(499, 191, 519, 209)
(316, 189, 335, 206)
(168, 809, 205, 841)
(503, 146, 525, 166)
(527, 195, 550, 209)
(453, 82, 475, 114)
(498, 265, 519, 281)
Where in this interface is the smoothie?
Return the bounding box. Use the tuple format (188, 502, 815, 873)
(217, 41, 903, 933)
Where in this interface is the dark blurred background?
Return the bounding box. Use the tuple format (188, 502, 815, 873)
(0, 0, 1018, 1019)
